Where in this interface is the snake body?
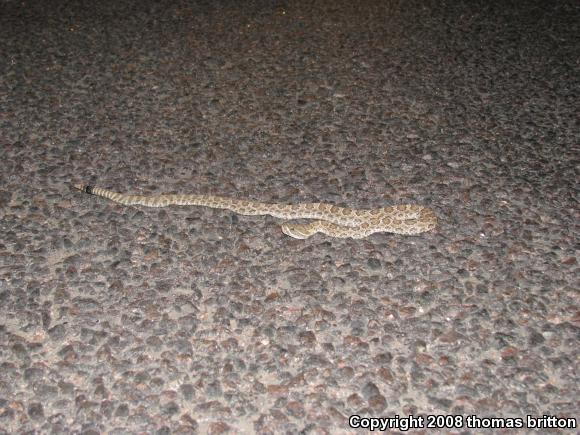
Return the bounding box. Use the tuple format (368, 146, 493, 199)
(74, 184, 436, 239)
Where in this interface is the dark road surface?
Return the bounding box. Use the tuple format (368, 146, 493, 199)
(1, 0, 578, 433)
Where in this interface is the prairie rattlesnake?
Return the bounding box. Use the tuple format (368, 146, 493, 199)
(74, 184, 436, 239)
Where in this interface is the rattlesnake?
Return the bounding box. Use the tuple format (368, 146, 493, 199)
(74, 184, 437, 239)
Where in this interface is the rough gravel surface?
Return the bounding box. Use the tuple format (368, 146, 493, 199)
(1, 0, 578, 433)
